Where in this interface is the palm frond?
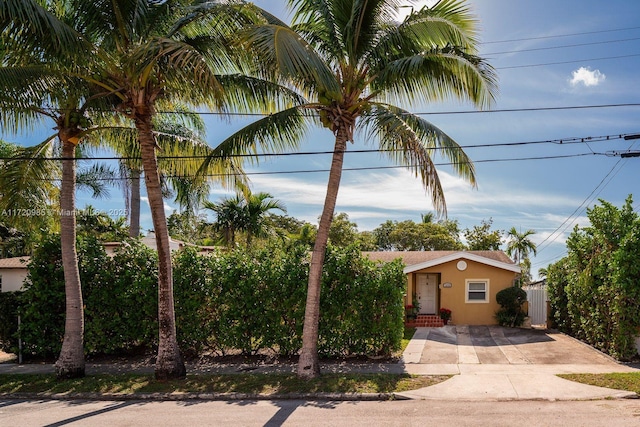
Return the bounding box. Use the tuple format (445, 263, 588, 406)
(372, 48, 498, 109)
(243, 23, 341, 97)
(76, 163, 117, 199)
(202, 106, 309, 169)
(0, 137, 59, 214)
(0, 0, 88, 61)
(360, 104, 478, 216)
(213, 74, 307, 114)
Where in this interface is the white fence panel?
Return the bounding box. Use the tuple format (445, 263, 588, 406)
(526, 288, 548, 326)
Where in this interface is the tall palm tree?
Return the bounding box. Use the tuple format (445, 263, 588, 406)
(506, 227, 538, 265)
(1, 0, 288, 379)
(66, 0, 295, 379)
(219, 0, 498, 378)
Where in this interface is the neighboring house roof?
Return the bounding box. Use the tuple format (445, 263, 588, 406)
(0, 256, 30, 269)
(362, 251, 520, 274)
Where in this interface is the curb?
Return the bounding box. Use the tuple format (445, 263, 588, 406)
(0, 391, 401, 402)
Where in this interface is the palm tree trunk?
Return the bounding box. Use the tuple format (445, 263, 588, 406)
(136, 113, 186, 380)
(55, 139, 85, 379)
(129, 169, 141, 238)
(297, 135, 347, 379)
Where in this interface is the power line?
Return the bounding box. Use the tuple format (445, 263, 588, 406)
(25, 102, 640, 118)
(484, 36, 640, 56)
(0, 132, 633, 162)
(497, 53, 640, 70)
(31, 152, 608, 182)
(482, 26, 640, 45)
(534, 152, 631, 256)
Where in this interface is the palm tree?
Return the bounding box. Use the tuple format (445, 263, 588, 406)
(204, 191, 287, 247)
(221, 0, 497, 378)
(76, 0, 302, 380)
(506, 227, 538, 265)
(243, 192, 286, 246)
(101, 110, 218, 238)
(203, 194, 245, 248)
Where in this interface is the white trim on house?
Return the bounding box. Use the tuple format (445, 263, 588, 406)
(465, 279, 490, 303)
(402, 251, 521, 274)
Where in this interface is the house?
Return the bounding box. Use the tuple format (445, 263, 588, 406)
(0, 256, 29, 293)
(364, 251, 521, 326)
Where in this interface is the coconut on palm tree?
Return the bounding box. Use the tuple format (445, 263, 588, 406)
(215, 0, 498, 378)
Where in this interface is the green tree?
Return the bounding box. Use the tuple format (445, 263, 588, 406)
(243, 192, 287, 246)
(75, 206, 129, 241)
(203, 194, 245, 248)
(25, 0, 291, 380)
(204, 191, 286, 247)
(328, 212, 359, 248)
(547, 196, 640, 359)
(464, 218, 503, 250)
(0, 0, 123, 376)
(229, 0, 497, 378)
(506, 227, 537, 285)
(506, 227, 537, 264)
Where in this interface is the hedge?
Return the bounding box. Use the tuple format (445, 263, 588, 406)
(3, 237, 406, 360)
(547, 197, 640, 360)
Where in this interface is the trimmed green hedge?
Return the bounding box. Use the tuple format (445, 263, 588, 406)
(5, 238, 406, 360)
(547, 197, 640, 360)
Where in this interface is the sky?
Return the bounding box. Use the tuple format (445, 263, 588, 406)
(4, 0, 640, 278)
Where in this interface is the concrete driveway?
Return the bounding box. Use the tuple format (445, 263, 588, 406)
(399, 325, 639, 400)
(407, 325, 617, 366)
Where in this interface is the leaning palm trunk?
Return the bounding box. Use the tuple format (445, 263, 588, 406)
(297, 135, 347, 379)
(55, 139, 85, 379)
(135, 112, 186, 380)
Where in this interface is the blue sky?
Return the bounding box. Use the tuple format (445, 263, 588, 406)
(4, 0, 640, 277)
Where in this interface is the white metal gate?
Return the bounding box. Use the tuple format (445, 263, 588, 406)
(526, 288, 548, 326)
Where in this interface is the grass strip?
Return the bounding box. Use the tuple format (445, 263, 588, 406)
(559, 373, 640, 394)
(0, 373, 449, 396)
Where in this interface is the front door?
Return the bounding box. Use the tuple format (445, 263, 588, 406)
(417, 274, 437, 314)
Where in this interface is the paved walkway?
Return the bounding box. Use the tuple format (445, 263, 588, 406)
(397, 325, 639, 400)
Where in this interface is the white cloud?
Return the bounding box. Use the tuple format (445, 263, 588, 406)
(244, 169, 585, 230)
(140, 196, 175, 214)
(570, 67, 606, 87)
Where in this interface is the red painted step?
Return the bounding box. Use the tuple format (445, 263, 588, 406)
(405, 314, 446, 328)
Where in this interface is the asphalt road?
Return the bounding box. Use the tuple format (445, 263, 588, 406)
(2, 398, 640, 426)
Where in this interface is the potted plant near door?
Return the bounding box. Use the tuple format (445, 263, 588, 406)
(439, 308, 452, 325)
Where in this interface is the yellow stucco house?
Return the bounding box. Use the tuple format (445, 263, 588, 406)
(364, 251, 521, 325)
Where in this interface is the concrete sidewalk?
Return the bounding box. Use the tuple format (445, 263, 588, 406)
(397, 326, 639, 401)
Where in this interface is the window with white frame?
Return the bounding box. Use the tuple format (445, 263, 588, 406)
(466, 279, 489, 303)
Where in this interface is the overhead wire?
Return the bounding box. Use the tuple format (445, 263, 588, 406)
(0, 132, 633, 162)
(481, 25, 640, 45)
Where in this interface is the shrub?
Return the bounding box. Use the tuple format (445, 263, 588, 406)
(0, 291, 21, 352)
(547, 196, 640, 360)
(16, 241, 406, 359)
(495, 286, 527, 327)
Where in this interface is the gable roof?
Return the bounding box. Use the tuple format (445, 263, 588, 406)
(0, 256, 30, 269)
(363, 251, 520, 274)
